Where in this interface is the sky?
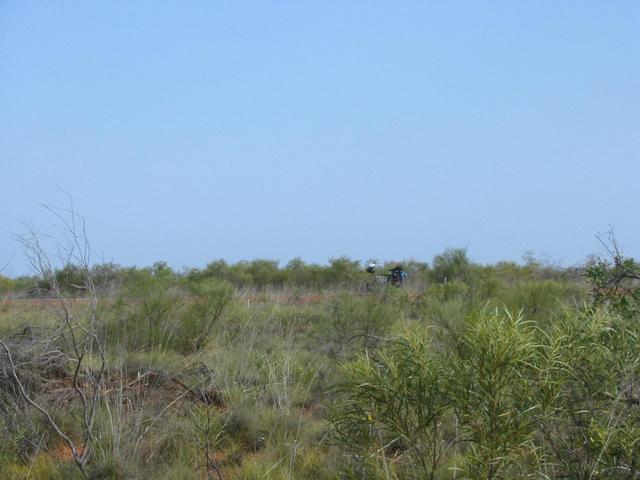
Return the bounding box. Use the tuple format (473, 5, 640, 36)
(1, 1, 638, 275)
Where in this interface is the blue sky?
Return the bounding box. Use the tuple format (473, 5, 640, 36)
(1, 1, 638, 275)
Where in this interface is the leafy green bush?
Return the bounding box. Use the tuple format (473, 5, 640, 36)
(318, 293, 401, 359)
(0, 276, 17, 295)
(323, 256, 364, 287)
(178, 279, 233, 353)
(539, 309, 640, 479)
(107, 275, 184, 351)
(452, 309, 553, 479)
(333, 332, 452, 479)
(430, 248, 472, 284)
(499, 279, 584, 324)
(585, 253, 640, 318)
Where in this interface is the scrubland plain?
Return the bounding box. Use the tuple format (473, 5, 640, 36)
(1, 245, 639, 479)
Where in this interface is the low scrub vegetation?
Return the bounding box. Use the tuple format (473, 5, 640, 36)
(1, 237, 639, 479)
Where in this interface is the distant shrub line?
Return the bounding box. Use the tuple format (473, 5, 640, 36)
(1, 248, 584, 297)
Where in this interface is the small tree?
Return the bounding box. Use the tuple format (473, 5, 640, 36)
(585, 231, 640, 318)
(430, 248, 472, 284)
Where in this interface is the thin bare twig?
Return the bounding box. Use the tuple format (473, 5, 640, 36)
(0, 340, 88, 478)
(11, 201, 106, 473)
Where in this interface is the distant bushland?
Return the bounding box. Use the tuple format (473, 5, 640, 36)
(1, 249, 585, 299)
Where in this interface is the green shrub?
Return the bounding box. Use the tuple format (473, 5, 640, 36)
(0, 275, 17, 294)
(107, 276, 184, 351)
(585, 252, 640, 318)
(333, 332, 453, 479)
(539, 309, 640, 479)
(318, 293, 401, 359)
(499, 280, 583, 324)
(178, 279, 233, 353)
(419, 281, 476, 349)
(452, 309, 551, 479)
(430, 248, 472, 284)
(323, 256, 365, 288)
